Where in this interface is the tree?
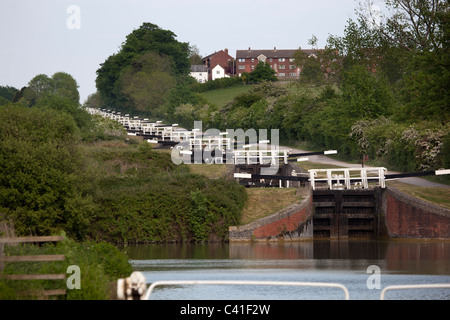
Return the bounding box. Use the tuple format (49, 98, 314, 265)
(96, 22, 191, 111)
(340, 64, 394, 119)
(355, 0, 450, 122)
(0, 104, 92, 238)
(357, 0, 448, 51)
(28, 74, 54, 100)
(52, 72, 80, 104)
(248, 62, 277, 83)
(189, 44, 203, 65)
(294, 36, 341, 83)
(119, 52, 176, 116)
(0, 85, 18, 100)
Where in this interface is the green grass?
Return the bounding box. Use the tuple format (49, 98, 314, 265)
(187, 164, 232, 179)
(201, 85, 253, 107)
(240, 188, 302, 225)
(386, 181, 450, 210)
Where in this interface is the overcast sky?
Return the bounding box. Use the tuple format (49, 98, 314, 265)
(0, 0, 360, 103)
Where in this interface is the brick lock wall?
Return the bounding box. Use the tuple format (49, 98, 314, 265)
(229, 188, 313, 240)
(252, 204, 310, 238)
(385, 187, 450, 239)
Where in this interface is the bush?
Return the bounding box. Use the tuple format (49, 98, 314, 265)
(0, 104, 94, 239)
(0, 236, 132, 300)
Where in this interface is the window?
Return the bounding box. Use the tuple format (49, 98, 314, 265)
(252, 58, 255, 62)
(290, 58, 295, 62)
(216, 70, 221, 74)
(289, 65, 296, 70)
(238, 58, 245, 62)
(251, 65, 255, 70)
(278, 73, 286, 77)
(278, 65, 285, 69)
(238, 65, 246, 70)
(279, 58, 285, 62)
(289, 73, 298, 77)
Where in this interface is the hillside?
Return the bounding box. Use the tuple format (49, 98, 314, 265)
(201, 85, 253, 107)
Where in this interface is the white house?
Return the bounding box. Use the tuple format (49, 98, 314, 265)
(212, 65, 230, 81)
(190, 65, 209, 83)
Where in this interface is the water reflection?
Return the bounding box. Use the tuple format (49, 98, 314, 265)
(124, 240, 450, 300)
(125, 240, 450, 275)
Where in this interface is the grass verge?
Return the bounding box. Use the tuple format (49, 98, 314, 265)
(240, 188, 301, 225)
(386, 181, 450, 210)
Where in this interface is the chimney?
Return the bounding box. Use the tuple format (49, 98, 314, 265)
(225, 48, 228, 54)
(248, 47, 251, 51)
(274, 46, 277, 51)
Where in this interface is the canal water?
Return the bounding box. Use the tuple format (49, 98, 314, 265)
(125, 240, 450, 300)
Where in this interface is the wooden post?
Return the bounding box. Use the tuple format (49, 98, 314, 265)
(0, 243, 4, 272)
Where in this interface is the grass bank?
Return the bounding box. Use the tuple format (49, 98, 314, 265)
(239, 188, 302, 225)
(386, 181, 450, 210)
(201, 85, 253, 107)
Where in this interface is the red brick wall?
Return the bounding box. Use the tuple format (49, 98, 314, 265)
(208, 51, 232, 69)
(385, 188, 450, 239)
(236, 58, 299, 79)
(252, 200, 311, 238)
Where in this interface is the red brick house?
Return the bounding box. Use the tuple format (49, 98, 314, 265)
(235, 47, 319, 80)
(202, 49, 235, 80)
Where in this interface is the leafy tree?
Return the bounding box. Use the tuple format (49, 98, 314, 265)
(355, 0, 450, 122)
(96, 22, 191, 110)
(299, 56, 326, 84)
(248, 62, 277, 83)
(0, 104, 93, 238)
(294, 35, 335, 83)
(357, 0, 447, 51)
(189, 44, 203, 65)
(0, 85, 18, 104)
(12, 87, 37, 107)
(119, 52, 176, 116)
(340, 64, 394, 119)
(28, 74, 54, 100)
(52, 72, 80, 104)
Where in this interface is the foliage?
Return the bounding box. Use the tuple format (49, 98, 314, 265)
(248, 61, 278, 83)
(167, 1, 449, 174)
(0, 104, 93, 239)
(0, 237, 132, 300)
(191, 77, 243, 93)
(118, 52, 177, 116)
(84, 141, 246, 243)
(95, 22, 191, 114)
(0, 85, 18, 105)
(27, 72, 80, 104)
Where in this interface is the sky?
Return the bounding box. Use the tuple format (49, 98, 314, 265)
(0, 0, 360, 103)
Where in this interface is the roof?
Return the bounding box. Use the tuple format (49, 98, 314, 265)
(236, 48, 319, 59)
(190, 65, 208, 72)
(202, 49, 234, 61)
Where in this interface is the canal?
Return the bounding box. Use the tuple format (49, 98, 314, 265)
(124, 240, 450, 300)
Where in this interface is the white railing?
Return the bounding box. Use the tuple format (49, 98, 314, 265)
(143, 280, 350, 300)
(189, 137, 233, 151)
(233, 149, 289, 165)
(380, 284, 450, 300)
(309, 167, 387, 190)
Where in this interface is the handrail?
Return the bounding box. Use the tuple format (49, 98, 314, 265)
(143, 280, 349, 300)
(380, 283, 450, 300)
